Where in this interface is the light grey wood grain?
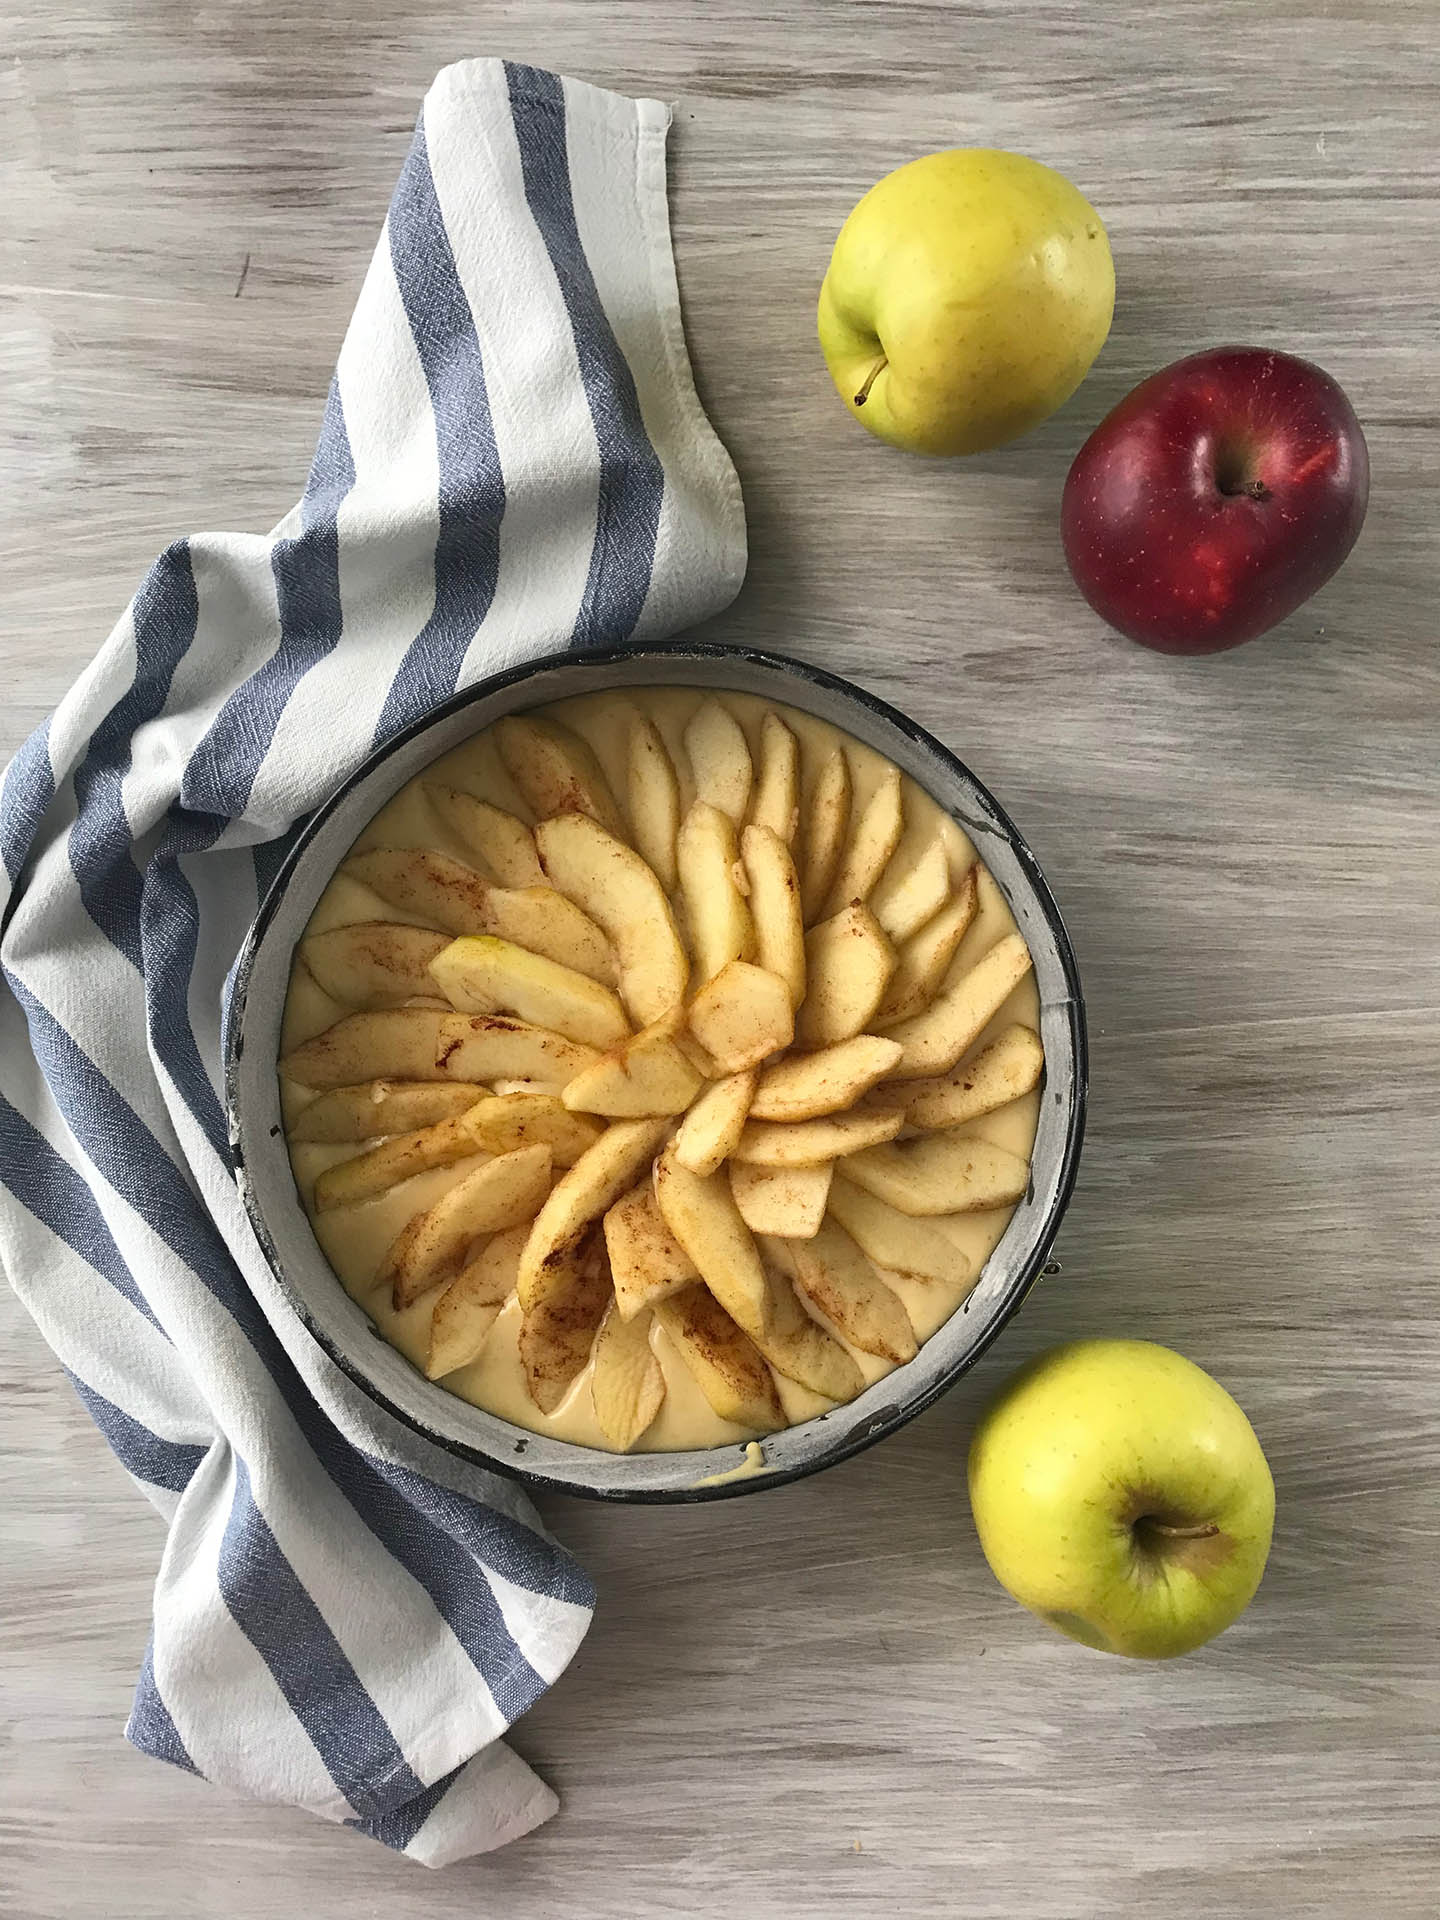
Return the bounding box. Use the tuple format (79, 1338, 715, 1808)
(3, 1, 1439, 1915)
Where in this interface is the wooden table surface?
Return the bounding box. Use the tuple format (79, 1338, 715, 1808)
(4, 3, 1438, 1915)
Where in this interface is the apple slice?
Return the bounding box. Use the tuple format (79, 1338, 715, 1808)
(534, 811, 689, 1027)
(684, 698, 753, 824)
(883, 932, 1035, 1077)
(741, 824, 805, 1008)
(474, 887, 616, 986)
(300, 922, 450, 1007)
(424, 786, 545, 887)
(312, 1109, 485, 1213)
(626, 711, 681, 893)
(870, 836, 952, 945)
(461, 1093, 602, 1167)
(479, 888, 617, 986)
(872, 1024, 1045, 1130)
(799, 748, 851, 923)
(517, 1117, 670, 1310)
(454, 1220, 530, 1302)
(731, 1109, 902, 1168)
(281, 1009, 449, 1088)
(561, 1010, 705, 1119)
(344, 848, 616, 984)
(342, 846, 493, 934)
(604, 1181, 700, 1319)
(494, 712, 627, 839)
(786, 1218, 917, 1364)
(749, 710, 800, 844)
(677, 801, 754, 984)
(427, 934, 629, 1049)
(590, 1303, 666, 1450)
(840, 1131, 1031, 1217)
(435, 1013, 600, 1090)
(749, 1262, 864, 1402)
(288, 1080, 488, 1143)
(425, 1294, 501, 1382)
(874, 867, 979, 1025)
(674, 1027, 719, 1080)
(749, 1033, 903, 1123)
(424, 1225, 528, 1379)
(687, 960, 794, 1075)
(822, 767, 903, 917)
(653, 1287, 784, 1432)
(729, 1159, 832, 1239)
(826, 1178, 971, 1286)
(380, 1144, 554, 1308)
(732, 1109, 902, 1167)
(670, 1069, 757, 1177)
(795, 904, 897, 1048)
(652, 1143, 769, 1338)
(518, 1245, 612, 1414)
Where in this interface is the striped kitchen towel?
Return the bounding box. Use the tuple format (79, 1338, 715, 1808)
(0, 59, 745, 1866)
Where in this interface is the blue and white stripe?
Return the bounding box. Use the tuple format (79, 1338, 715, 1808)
(0, 59, 745, 1867)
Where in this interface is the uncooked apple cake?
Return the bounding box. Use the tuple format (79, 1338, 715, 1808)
(279, 689, 1044, 1452)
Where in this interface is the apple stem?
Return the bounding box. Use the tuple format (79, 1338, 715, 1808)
(1141, 1519, 1222, 1541)
(853, 357, 888, 408)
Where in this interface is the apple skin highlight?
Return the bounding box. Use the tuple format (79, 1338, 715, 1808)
(1061, 346, 1369, 654)
(967, 1338, 1276, 1659)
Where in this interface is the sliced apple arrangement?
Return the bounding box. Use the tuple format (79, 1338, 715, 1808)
(280, 698, 1044, 1452)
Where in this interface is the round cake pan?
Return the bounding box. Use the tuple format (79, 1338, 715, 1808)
(225, 642, 1086, 1501)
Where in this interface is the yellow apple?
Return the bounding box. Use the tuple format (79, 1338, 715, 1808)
(968, 1340, 1275, 1658)
(817, 149, 1114, 456)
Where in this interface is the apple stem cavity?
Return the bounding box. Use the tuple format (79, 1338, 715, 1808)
(853, 357, 888, 408)
(1138, 1518, 1222, 1541)
(1213, 444, 1271, 502)
(1130, 1512, 1229, 1580)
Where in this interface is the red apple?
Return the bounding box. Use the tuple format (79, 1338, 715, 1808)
(1060, 346, 1369, 654)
